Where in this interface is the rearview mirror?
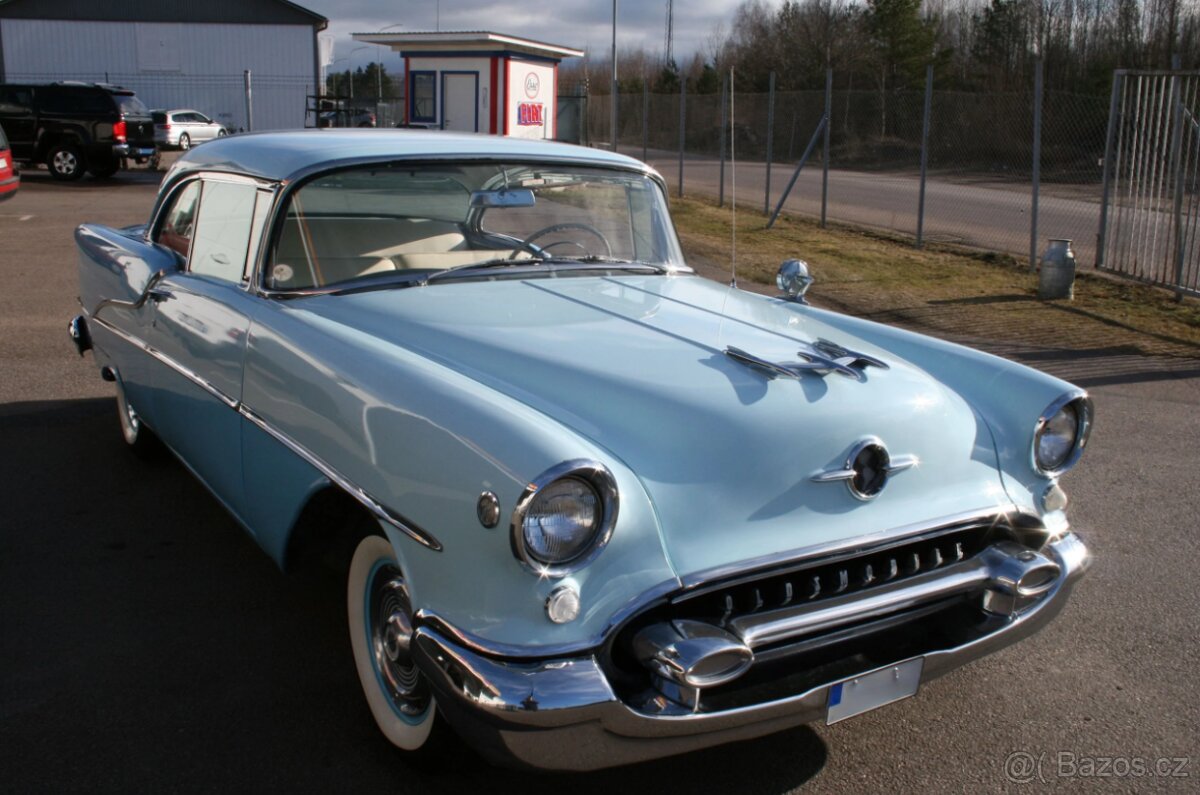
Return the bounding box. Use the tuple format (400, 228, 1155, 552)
(470, 188, 536, 208)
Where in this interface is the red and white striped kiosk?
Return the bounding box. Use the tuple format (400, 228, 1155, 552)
(352, 31, 583, 139)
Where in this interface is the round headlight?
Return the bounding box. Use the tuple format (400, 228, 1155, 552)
(511, 460, 619, 575)
(1034, 395, 1092, 475)
(522, 477, 600, 564)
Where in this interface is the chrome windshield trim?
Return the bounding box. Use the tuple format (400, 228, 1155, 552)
(677, 507, 1021, 594)
(237, 404, 443, 552)
(89, 312, 442, 553)
(90, 314, 239, 409)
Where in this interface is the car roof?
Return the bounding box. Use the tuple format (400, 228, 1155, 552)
(167, 129, 660, 185)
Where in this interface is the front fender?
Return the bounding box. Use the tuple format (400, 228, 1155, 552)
(242, 298, 677, 652)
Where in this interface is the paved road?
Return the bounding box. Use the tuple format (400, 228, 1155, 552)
(643, 150, 1105, 267)
(1, 167, 1197, 793)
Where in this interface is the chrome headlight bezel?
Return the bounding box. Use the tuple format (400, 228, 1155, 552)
(510, 459, 619, 577)
(1032, 391, 1094, 477)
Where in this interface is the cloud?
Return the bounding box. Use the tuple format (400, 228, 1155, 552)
(303, 0, 743, 68)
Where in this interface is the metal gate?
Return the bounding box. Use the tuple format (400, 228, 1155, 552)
(1098, 70, 1200, 296)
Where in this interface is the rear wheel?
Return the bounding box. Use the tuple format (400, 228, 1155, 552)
(216, 129, 227, 137)
(46, 143, 85, 181)
(114, 377, 160, 457)
(178, 133, 191, 150)
(347, 534, 450, 756)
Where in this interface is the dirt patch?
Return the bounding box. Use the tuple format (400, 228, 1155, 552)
(672, 196, 1200, 362)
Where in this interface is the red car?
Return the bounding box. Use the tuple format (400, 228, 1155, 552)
(0, 123, 18, 201)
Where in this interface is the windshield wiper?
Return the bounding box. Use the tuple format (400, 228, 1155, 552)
(420, 257, 548, 285)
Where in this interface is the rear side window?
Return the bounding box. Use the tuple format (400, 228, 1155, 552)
(38, 88, 112, 115)
(0, 125, 9, 149)
(158, 181, 201, 258)
(0, 87, 32, 113)
(190, 181, 257, 282)
(114, 93, 148, 116)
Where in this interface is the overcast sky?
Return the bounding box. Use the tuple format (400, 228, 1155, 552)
(303, 0, 745, 71)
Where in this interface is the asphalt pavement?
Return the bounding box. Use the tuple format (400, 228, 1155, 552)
(1, 162, 1197, 793)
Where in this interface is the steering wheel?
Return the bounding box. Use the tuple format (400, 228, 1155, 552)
(509, 223, 613, 259)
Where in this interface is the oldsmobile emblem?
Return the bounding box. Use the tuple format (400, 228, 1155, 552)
(812, 437, 917, 500)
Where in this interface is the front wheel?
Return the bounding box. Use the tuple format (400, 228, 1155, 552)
(347, 534, 449, 755)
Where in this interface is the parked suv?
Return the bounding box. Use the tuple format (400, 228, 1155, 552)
(0, 82, 156, 180)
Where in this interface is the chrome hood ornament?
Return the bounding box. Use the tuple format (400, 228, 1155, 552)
(812, 437, 917, 500)
(725, 338, 889, 382)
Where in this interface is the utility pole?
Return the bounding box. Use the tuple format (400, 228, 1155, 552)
(611, 0, 619, 152)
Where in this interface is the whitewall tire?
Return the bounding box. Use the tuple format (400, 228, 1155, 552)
(347, 534, 439, 751)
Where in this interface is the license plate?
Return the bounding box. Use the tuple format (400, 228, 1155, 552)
(826, 657, 923, 724)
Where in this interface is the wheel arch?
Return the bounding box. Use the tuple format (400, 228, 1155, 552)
(281, 483, 377, 573)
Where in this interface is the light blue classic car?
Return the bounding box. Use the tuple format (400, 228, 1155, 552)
(70, 130, 1092, 770)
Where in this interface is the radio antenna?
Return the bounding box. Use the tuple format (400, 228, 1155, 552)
(729, 66, 737, 288)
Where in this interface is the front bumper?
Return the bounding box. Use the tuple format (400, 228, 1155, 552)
(411, 532, 1090, 771)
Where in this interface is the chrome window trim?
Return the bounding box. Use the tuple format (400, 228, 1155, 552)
(509, 459, 620, 578)
(1032, 389, 1093, 477)
(87, 313, 443, 553)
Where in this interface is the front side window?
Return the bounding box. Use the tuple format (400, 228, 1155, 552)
(268, 162, 684, 291)
(190, 181, 257, 282)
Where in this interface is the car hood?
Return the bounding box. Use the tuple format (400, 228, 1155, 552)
(295, 275, 1010, 578)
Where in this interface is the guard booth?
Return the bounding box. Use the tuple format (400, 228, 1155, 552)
(352, 31, 582, 138)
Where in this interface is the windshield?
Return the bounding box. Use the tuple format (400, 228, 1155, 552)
(267, 162, 685, 291)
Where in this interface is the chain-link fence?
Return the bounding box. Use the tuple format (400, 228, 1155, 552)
(589, 72, 1117, 278)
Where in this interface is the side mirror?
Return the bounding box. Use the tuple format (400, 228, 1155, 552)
(776, 259, 814, 303)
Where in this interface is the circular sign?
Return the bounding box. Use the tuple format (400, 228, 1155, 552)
(524, 72, 540, 98)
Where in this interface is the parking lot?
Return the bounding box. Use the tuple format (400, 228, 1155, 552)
(1, 165, 1197, 793)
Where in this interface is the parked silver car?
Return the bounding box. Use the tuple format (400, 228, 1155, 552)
(152, 109, 226, 150)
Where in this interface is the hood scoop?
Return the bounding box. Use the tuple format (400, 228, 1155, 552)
(725, 338, 889, 382)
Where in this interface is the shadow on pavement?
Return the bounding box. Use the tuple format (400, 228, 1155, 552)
(0, 398, 826, 793)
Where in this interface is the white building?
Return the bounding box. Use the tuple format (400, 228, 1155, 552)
(352, 31, 583, 138)
(0, 0, 326, 131)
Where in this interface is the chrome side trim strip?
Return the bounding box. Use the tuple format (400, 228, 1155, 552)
(237, 405, 442, 552)
(90, 314, 239, 409)
(89, 313, 442, 552)
(678, 507, 1019, 593)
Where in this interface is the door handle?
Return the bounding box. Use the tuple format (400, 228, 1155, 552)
(146, 286, 175, 302)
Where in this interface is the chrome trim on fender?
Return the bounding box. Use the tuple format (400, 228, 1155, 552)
(88, 311, 442, 552)
(89, 314, 239, 409)
(238, 404, 443, 552)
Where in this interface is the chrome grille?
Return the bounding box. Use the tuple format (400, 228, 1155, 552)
(674, 524, 994, 629)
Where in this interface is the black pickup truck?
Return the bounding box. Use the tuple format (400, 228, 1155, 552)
(0, 82, 156, 180)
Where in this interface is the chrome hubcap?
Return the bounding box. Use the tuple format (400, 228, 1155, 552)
(368, 566, 430, 718)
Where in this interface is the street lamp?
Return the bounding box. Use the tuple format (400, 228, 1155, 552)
(348, 45, 371, 102)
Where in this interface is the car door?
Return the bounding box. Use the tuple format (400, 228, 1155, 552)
(144, 174, 274, 523)
(194, 112, 217, 141)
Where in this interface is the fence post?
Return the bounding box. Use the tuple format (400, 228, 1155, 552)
(1096, 70, 1123, 269)
(719, 73, 728, 208)
(765, 71, 776, 215)
(1170, 56, 1186, 299)
(678, 78, 686, 197)
(821, 67, 832, 228)
(642, 76, 649, 163)
(917, 64, 933, 248)
(244, 70, 254, 131)
(1030, 57, 1043, 271)
(611, 0, 619, 153)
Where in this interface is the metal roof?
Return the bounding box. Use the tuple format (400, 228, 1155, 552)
(351, 30, 584, 59)
(166, 129, 655, 185)
(0, 0, 326, 27)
